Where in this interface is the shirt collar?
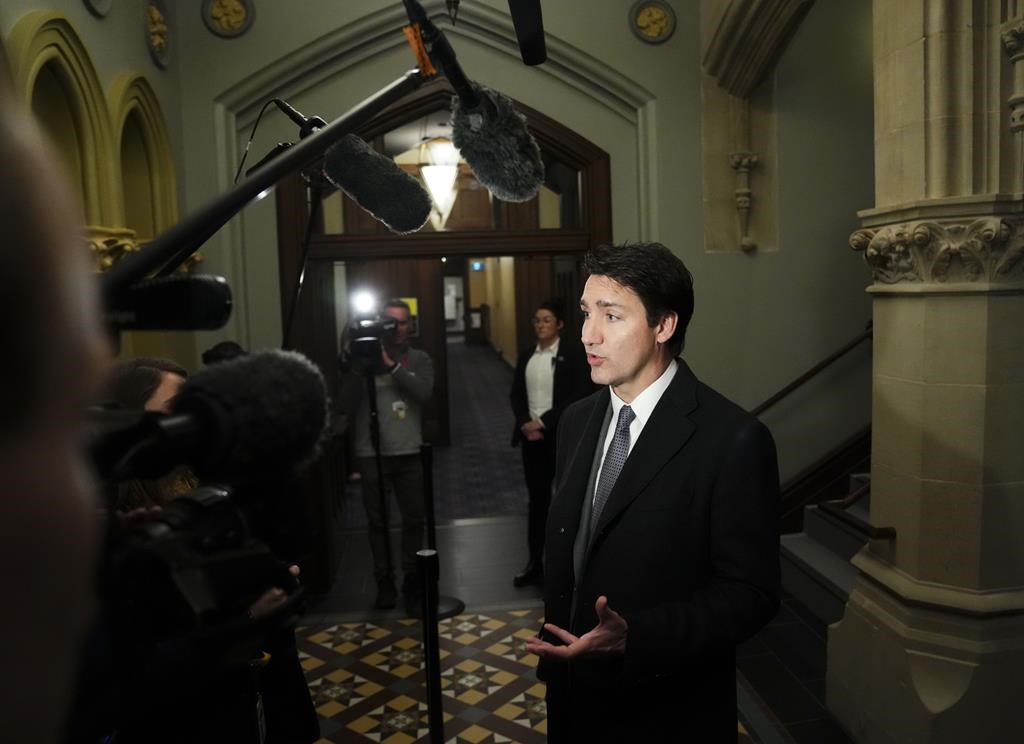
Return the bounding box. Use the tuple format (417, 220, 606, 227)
(609, 358, 678, 427)
(534, 337, 560, 356)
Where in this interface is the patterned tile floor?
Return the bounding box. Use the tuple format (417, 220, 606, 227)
(298, 608, 758, 743)
(299, 609, 548, 743)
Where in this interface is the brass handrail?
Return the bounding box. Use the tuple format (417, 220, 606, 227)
(752, 321, 873, 417)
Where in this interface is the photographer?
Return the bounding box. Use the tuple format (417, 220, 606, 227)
(338, 299, 434, 614)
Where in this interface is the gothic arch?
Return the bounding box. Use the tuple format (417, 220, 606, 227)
(110, 73, 178, 237)
(6, 12, 117, 226)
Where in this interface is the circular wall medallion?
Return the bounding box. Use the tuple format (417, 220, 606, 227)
(146, 0, 170, 69)
(629, 1, 677, 45)
(202, 0, 255, 39)
(83, 0, 113, 18)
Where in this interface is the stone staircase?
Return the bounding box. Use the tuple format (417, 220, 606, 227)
(780, 473, 870, 624)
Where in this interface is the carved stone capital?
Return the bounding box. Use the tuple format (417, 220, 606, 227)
(850, 217, 1024, 287)
(729, 151, 759, 172)
(1002, 19, 1024, 60)
(86, 226, 203, 274)
(86, 226, 139, 273)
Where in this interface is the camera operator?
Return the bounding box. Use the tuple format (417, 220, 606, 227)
(0, 84, 111, 743)
(100, 357, 196, 512)
(76, 355, 320, 743)
(338, 299, 434, 614)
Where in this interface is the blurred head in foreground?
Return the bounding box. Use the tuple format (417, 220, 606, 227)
(0, 84, 110, 741)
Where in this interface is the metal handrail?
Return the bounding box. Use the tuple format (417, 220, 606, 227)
(752, 321, 873, 417)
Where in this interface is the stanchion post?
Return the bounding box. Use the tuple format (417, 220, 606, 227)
(421, 443, 438, 550)
(417, 549, 444, 743)
(419, 444, 465, 619)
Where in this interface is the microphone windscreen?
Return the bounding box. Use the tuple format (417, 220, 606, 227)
(174, 349, 329, 483)
(451, 82, 545, 202)
(106, 274, 233, 331)
(323, 134, 432, 234)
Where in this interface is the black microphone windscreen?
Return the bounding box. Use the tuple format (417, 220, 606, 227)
(322, 134, 432, 234)
(106, 274, 233, 331)
(173, 349, 329, 483)
(451, 82, 545, 202)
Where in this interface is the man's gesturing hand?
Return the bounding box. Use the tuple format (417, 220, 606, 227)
(525, 596, 627, 660)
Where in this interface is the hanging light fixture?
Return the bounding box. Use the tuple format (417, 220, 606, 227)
(419, 137, 461, 230)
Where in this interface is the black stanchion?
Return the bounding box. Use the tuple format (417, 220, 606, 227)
(417, 549, 444, 744)
(420, 444, 465, 619)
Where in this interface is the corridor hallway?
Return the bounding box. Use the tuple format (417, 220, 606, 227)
(307, 336, 542, 622)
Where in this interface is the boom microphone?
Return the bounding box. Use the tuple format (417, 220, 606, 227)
(508, 0, 547, 66)
(105, 274, 233, 332)
(322, 134, 432, 234)
(450, 81, 544, 202)
(272, 98, 327, 139)
(92, 349, 329, 484)
(403, 0, 544, 202)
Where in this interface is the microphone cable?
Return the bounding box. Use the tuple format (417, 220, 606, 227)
(232, 98, 285, 185)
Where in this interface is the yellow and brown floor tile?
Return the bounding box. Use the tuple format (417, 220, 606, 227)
(298, 606, 759, 743)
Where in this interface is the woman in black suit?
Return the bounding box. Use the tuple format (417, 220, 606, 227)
(509, 298, 592, 587)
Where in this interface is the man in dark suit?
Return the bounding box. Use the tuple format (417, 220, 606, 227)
(509, 298, 593, 587)
(527, 242, 780, 741)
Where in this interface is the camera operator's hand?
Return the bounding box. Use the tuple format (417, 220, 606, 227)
(381, 346, 396, 370)
(247, 564, 301, 621)
(248, 588, 287, 621)
(113, 505, 163, 530)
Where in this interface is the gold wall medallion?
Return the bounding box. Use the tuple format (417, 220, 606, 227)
(629, 1, 676, 45)
(146, 0, 170, 69)
(202, 0, 255, 39)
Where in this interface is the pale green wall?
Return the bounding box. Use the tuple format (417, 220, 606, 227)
(2, 0, 875, 481)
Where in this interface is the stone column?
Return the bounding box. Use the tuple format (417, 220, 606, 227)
(828, 1, 1024, 741)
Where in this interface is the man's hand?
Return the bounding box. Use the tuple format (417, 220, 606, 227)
(381, 347, 396, 370)
(526, 596, 628, 660)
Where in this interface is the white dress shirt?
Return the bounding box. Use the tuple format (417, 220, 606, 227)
(525, 338, 560, 422)
(594, 358, 679, 500)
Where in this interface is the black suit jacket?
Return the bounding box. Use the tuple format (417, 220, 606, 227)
(509, 340, 593, 446)
(540, 360, 780, 741)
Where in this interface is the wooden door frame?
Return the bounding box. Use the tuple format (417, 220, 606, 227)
(275, 78, 612, 442)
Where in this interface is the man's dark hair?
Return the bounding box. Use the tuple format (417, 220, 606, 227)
(102, 357, 188, 408)
(202, 340, 247, 366)
(383, 298, 411, 315)
(538, 297, 566, 324)
(583, 242, 694, 355)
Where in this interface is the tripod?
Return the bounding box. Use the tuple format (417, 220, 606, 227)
(362, 360, 396, 597)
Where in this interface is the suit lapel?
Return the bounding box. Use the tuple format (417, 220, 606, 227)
(558, 389, 610, 505)
(588, 362, 699, 546)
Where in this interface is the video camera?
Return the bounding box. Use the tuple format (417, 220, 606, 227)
(107, 484, 300, 664)
(347, 312, 398, 367)
(89, 348, 328, 658)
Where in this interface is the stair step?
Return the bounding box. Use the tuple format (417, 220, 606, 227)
(781, 530, 860, 625)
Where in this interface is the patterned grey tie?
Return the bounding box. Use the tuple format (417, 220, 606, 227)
(591, 405, 635, 527)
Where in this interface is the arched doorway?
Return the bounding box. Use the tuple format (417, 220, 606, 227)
(275, 79, 611, 447)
